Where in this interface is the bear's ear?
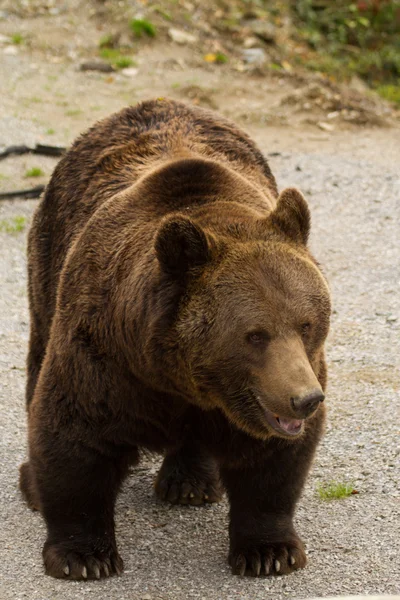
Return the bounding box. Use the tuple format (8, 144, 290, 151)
(155, 215, 211, 276)
(268, 187, 311, 245)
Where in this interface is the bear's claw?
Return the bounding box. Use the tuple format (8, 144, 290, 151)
(43, 541, 123, 580)
(229, 542, 306, 577)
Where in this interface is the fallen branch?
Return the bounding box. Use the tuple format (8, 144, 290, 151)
(0, 143, 66, 160)
(0, 185, 45, 200)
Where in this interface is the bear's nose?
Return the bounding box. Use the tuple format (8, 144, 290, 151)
(290, 390, 325, 418)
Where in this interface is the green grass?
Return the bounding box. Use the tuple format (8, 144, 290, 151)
(214, 52, 228, 64)
(24, 167, 44, 178)
(11, 33, 23, 45)
(129, 18, 156, 38)
(115, 56, 134, 69)
(376, 84, 400, 105)
(0, 173, 9, 180)
(99, 47, 121, 62)
(0, 216, 27, 233)
(99, 48, 136, 69)
(46, 128, 55, 135)
(317, 481, 356, 500)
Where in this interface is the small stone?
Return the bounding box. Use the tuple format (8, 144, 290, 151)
(241, 48, 267, 66)
(243, 36, 259, 49)
(121, 67, 139, 77)
(317, 121, 335, 132)
(168, 28, 198, 45)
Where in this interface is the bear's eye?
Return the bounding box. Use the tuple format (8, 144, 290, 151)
(247, 330, 270, 347)
(301, 322, 311, 337)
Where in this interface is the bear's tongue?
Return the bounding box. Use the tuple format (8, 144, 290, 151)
(277, 417, 303, 433)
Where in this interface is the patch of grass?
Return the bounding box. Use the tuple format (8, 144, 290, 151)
(376, 84, 400, 105)
(0, 173, 9, 180)
(24, 167, 44, 178)
(130, 18, 156, 38)
(11, 33, 23, 45)
(0, 216, 27, 233)
(99, 47, 121, 62)
(99, 48, 136, 69)
(115, 56, 134, 69)
(215, 52, 228, 64)
(317, 481, 356, 500)
(46, 128, 55, 135)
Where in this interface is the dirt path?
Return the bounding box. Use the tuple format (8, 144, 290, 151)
(1, 5, 400, 600)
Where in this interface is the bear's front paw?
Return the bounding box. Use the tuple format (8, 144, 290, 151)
(229, 539, 306, 577)
(43, 539, 123, 580)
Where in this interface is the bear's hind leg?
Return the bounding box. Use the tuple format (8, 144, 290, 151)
(26, 321, 46, 408)
(19, 461, 40, 511)
(155, 445, 223, 506)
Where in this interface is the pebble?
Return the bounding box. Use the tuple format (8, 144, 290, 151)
(168, 28, 198, 45)
(241, 47, 268, 65)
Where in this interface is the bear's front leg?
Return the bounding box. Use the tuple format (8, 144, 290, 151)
(24, 404, 133, 580)
(221, 410, 324, 577)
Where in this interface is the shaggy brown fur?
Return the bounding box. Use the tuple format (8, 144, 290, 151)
(21, 98, 331, 580)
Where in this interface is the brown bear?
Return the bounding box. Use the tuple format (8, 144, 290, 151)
(20, 98, 331, 580)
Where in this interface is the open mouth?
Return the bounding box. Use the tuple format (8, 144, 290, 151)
(255, 396, 304, 437)
(273, 415, 304, 436)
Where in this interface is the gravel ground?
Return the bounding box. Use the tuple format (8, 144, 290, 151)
(0, 111, 399, 600)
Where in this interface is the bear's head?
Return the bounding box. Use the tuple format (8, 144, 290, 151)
(154, 188, 331, 440)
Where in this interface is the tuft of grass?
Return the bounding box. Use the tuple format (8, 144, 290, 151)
(215, 52, 228, 64)
(0, 216, 27, 233)
(376, 84, 400, 106)
(99, 48, 136, 69)
(99, 47, 121, 62)
(25, 167, 44, 178)
(46, 128, 55, 135)
(130, 18, 156, 38)
(11, 33, 23, 45)
(317, 481, 356, 500)
(115, 56, 134, 69)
